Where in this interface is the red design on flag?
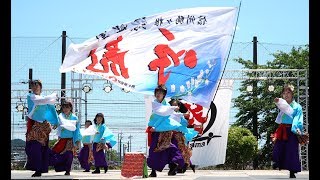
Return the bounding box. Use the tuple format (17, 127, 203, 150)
(184, 50, 197, 68)
(86, 36, 129, 78)
(148, 28, 197, 85)
(183, 102, 207, 125)
(159, 28, 174, 41)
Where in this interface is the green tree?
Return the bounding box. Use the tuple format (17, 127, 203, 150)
(224, 126, 258, 169)
(232, 45, 309, 168)
(106, 149, 121, 169)
(106, 149, 119, 161)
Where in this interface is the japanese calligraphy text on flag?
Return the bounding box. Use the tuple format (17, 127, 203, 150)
(60, 7, 238, 108)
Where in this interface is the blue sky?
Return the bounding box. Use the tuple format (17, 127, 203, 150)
(12, 0, 309, 45)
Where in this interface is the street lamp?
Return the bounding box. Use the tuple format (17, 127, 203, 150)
(103, 81, 112, 93)
(16, 104, 24, 112)
(118, 132, 123, 162)
(268, 85, 275, 92)
(128, 135, 133, 152)
(82, 83, 92, 93)
(247, 84, 274, 92)
(15, 98, 25, 112)
(121, 87, 130, 93)
(123, 144, 127, 156)
(82, 83, 92, 121)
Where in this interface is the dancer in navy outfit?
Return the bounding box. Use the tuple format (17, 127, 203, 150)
(78, 120, 94, 172)
(169, 99, 198, 174)
(91, 113, 117, 174)
(271, 84, 305, 178)
(49, 99, 82, 176)
(25, 80, 59, 177)
(146, 85, 186, 177)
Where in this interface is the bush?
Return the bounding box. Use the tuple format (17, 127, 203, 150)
(223, 126, 258, 169)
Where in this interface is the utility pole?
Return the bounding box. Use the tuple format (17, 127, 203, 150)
(28, 68, 32, 93)
(61, 31, 66, 103)
(26, 68, 32, 119)
(123, 144, 127, 157)
(128, 134, 132, 152)
(127, 141, 130, 152)
(252, 36, 258, 139)
(252, 36, 258, 170)
(11, 111, 14, 139)
(84, 92, 87, 121)
(119, 132, 123, 162)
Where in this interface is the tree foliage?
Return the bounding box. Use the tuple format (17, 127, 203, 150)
(224, 126, 258, 169)
(106, 149, 121, 169)
(232, 45, 309, 169)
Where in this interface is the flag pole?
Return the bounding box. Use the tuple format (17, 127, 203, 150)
(206, 0, 242, 117)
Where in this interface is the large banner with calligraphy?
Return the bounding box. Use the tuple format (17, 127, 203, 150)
(60, 7, 238, 108)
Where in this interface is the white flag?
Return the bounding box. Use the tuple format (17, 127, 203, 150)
(60, 7, 238, 108)
(190, 79, 234, 167)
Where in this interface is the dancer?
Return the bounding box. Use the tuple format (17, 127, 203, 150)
(271, 84, 304, 178)
(50, 99, 82, 176)
(146, 85, 186, 177)
(78, 120, 95, 172)
(169, 99, 198, 174)
(25, 79, 59, 177)
(91, 113, 117, 174)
